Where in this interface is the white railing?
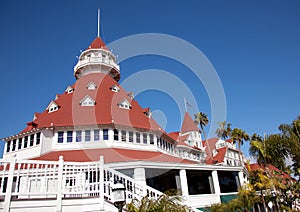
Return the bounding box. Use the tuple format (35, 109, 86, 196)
(0, 156, 162, 211)
(74, 57, 120, 72)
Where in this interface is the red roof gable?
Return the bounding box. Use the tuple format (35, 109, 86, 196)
(206, 147, 227, 164)
(168, 132, 179, 140)
(180, 112, 199, 133)
(21, 73, 162, 134)
(32, 148, 197, 164)
(87, 37, 108, 50)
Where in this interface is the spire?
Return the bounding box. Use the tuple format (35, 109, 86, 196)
(181, 112, 199, 133)
(97, 8, 100, 37)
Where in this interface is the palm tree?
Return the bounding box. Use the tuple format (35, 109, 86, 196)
(215, 121, 232, 140)
(231, 128, 249, 165)
(194, 112, 212, 160)
(250, 133, 266, 165)
(127, 192, 189, 212)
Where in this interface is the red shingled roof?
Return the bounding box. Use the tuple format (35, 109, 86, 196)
(249, 163, 294, 181)
(180, 112, 199, 133)
(206, 147, 227, 164)
(21, 73, 162, 134)
(87, 37, 108, 50)
(32, 148, 197, 164)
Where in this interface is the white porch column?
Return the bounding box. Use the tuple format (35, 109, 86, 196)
(56, 156, 64, 212)
(212, 170, 221, 194)
(134, 168, 147, 196)
(238, 171, 245, 187)
(3, 156, 16, 212)
(179, 169, 189, 203)
(108, 129, 114, 142)
(99, 156, 105, 211)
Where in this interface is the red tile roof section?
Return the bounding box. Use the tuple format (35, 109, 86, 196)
(32, 148, 197, 164)
(206, 147, 227, 164)
(180, 112, 199, 133)
(87, 37, 109, 50)
(21, 73, 163, 134)
(249, 163, 294, 181)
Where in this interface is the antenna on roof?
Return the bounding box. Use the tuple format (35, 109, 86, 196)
(97, 8, 100, 37)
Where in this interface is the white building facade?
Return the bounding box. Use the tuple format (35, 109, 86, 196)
(1, 22, 247, 212)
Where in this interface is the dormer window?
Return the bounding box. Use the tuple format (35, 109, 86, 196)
(118, 99, 131, 109)
(143, 108, 152, 118)
(80, 95, 95, 106)
(87, 82, 97, 90)
(65, 85, 74, 94)
(127, 92, 134, 99)
(110, 84, 120, 93)
(46, 101, 59, 113)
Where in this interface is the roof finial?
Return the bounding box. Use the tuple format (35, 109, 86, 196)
(97, 8, 100, 37)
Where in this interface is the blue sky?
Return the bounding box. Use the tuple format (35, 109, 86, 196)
(0, 0, 299, 158)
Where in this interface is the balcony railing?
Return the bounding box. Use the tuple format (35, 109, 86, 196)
(0, 156, 162, 211)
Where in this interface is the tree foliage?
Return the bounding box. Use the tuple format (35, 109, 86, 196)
(127, 191, 190, 212)
(215, 121, 232, 140)
(279, 116, 300, 177)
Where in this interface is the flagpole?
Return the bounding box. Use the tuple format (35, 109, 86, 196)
(97, 9, 100, 37)
(184, 98, 187, 112)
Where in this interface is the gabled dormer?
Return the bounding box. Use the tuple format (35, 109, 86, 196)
(143, 108, 152, 118)
(65, 85, 74, 94)
(55, 94, 60, 100)
(46, 101, 59, 113)
(33, 112, 41, 121)
(127, 92, 134, 99)
(110, 84, 120, 93)
(118, 99, 131, 109)
(80, 95, 96, 106)
(87, 82, 97, 90)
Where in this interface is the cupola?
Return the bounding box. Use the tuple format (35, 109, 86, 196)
(73, 10, 120, 81)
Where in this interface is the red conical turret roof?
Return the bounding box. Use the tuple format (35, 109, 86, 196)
(87, 37, 108, 50)
(180, 112, 199, 133)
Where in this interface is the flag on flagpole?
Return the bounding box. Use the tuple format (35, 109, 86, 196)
(184, 98, 192, 112)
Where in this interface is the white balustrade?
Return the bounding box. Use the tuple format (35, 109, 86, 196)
(0, 156, 163, 211)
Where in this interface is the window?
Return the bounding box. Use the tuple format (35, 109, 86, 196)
(36, 132, 41, 145)
(158, 138, 162, 147)
(111, 84, 120, 92)
(18, 138, 22, 150)
(114, 129, 119, 141)
(76, 131, 82, 142)
(6, 141, 11, 152)
(24, 136, 28, 148)
(85, 130, 91, 141)
(47, 101, 59, 113)
(143, 133, 147, 144)
(118, 99, 131, 109)
(87, 82, 97, 90)
(30, 134, 35, 146)
(121, 130, 126, 142)
(94, 129, 100, 141)
(67, 131, 73, 143)
(149, 134, 154, 145)
(136, 132, 140, 143)
(12, 139, 17, 151)
(103, 129, 108, 140)
(129, 131, 133, 142)
(80, 95, 95, 106)
(58, 132, 64, 143)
